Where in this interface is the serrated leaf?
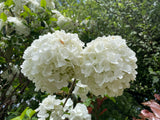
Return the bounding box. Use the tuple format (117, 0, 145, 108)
(0, 12, 7, 22)
(26, 108, 36, 118)
(41, 0, 46, 8)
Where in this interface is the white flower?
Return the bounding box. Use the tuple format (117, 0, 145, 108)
(57, 15, 73, 30)
(36, 95, 75, 120)
(27, 0, 42, 13)
(51, 10, 62, 18)
(62, 98, 73, 111)
(7, 17, 30, 36)
(81, 35, 137, 97)
(36, 95, 63, 119)
(0, 2, 5, 14)
(41, 95, 61, 110)
(67, 103, 91, 120)
(21, 30, 84, 94)
(12, 0, 29, 15)
(73, 80, 89, 101)
(46, 0, 55, 9)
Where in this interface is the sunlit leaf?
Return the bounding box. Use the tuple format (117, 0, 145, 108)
(41, 0, 46, 8)
(0, 12, 7, 22)
(26, 108, 36, 118)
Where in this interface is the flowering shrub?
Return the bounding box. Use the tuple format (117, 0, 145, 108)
(21, 31, 137, 97)
(20, 31, 137, 119)
(0, 0, 139, 119)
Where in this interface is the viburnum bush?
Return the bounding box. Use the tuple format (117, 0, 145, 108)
(0, 0, 142, 120)
(20, 30, 137, 119)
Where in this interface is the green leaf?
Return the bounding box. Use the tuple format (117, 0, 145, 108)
(23, 5, 31, 14)
(0, 57, 6, 63)
(11, 116, 22, 120)
(85, 16, 91, 20)
(20, 12, 28, 18)
(105, 95, 116, 103)
(5, 0, 14, 7)
(11, 107, 29, 120)
(148, 67, 156, 75)
(0, 12, 7, 22)
(26, 108, 36, 118)
(50, 17, 57, 22)
(19, 107, 28, 119)
(84, 98, 92, 106)
(118, 3, 124, 8)
(61, 87, 69, 93)
(125, 117, 128, 120)
(153, 76, 159, 84)
(41, 0, 46, 8)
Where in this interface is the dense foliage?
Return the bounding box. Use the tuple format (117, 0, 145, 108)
(0, 0, 160, 119)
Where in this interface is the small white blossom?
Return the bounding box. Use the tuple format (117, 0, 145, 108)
(73, 80, 89, 101)
(51, 10, 62, 18)
(36, 95, 75, 120)
(67, 103, 91, 120)
(0, 2, 5, 14)
(57, 15, 73, 30)
(12, 0, 29, 15)
(46, 0, 55, 9)
(27, 0, 41, 13)
(7, 17, 30, 36)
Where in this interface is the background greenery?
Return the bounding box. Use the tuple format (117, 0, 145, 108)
(0, 0, 160, 119)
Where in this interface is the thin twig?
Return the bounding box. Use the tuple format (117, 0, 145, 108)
(63, 79, 77, 107)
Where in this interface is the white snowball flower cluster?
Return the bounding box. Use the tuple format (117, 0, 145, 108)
(27, 0, 55, 13)
(12, 0, 27, 15)
(36, 95, 69, 120)
(36, 95, 91, 120)
(7, 17, 30, 36)
(81, 35, 137, 97)
(57, 15, 73, 30)
(45, 0, 55, 9)
(21, 30, 84, 94)
(51, 10, 73, 30)
(27, 0, 41, 13)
